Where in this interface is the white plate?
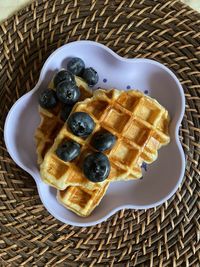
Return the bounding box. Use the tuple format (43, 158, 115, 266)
(4, 41, 185, 227)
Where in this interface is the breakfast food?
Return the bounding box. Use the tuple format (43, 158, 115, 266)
(55, 140, 81, 162)
(67, 111, 95, 137)
(91, 131, 117, 152)
(82, 67, 99, 86)
(83, 152, 111, 182)
(35, 58, 170, 217)
(40, 89, 170, 191)
(35, 60, 106, 217)
(67, 57, 85, 76)
(35, 71, 92, 164)
(57, 182, 109, 217)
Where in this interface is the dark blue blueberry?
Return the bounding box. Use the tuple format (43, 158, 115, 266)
(67, 112, 95, 137)
(55, 140, 81, 162)
(54, 70, 75, 88)
(39, 89, 57, 109)
(83, 152, 110, 182)
(56, 81, 80, 104)
(82, 67, 99, 87)
(67, 57, 85, 76)
(141, 162, 147, 171)
(126, 85, 131, 89)
(103, 78, 107, 83)
(144, 90, 148, 95)
(60, 104, 74, 121)
(91, 131, 116, 152)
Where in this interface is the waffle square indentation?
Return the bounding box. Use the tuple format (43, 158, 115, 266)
(68, 187, 92, 208)
(104, 108, 130, 133)
(111, 141, 139, 165)
(83, 100, 109, 119)
(134, 99, 162, 125)
(47, 156, 68, 179)
(124, 119, 150, 146)
(117, 92, 141, 112)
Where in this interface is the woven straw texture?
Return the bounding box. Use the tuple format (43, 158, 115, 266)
(0, 0, 199, 266)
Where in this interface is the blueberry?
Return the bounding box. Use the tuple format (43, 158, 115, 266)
(82, 67, 99, 87)
(55, 140, 81, 162)
(83, 152, 110, 182)
(60, 104, 74, 121)
(91, 131, 116, 152)
(56, 81, 80, 104)
(67, 112, 95, 137)
(39, 89, 57, 109)
(54, 70, 75, 88)
(67, 57, 85, 76)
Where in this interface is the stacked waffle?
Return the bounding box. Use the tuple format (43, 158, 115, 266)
(35, 76, 92, 165)
(36, 71, 170, 217)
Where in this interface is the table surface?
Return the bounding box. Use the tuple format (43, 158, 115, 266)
(0, 0, 199, 22)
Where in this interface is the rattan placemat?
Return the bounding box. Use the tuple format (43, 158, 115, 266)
(0, 0, 199, 266)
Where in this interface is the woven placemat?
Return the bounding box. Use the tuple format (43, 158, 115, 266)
(0, 0, 199, 266)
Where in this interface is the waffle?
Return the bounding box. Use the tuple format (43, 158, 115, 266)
(40, 89, 170, 190)
(35, 73, 108, 216)
(35, 74, 92, 164)
(57, 182, 109, 217)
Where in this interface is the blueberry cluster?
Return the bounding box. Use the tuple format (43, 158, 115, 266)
(67, 112, 116, 182)
(38, 57, 99, 121)
(55, 111, 116, 183)
(67, 58, 99, 87)
(39, 57, 116, 183)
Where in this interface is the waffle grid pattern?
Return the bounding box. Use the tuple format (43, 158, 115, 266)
(57, 182, 109, 217)
(41, 89, 170, 191)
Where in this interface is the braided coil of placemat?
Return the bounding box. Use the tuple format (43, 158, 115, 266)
(0, 0, 199, 266)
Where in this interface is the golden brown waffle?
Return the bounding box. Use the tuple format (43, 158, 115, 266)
(57, 182, 109, 217)
(35, 75, 92, 164)
(34, 73, 105, 216)
(40, 89, 170, 190)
